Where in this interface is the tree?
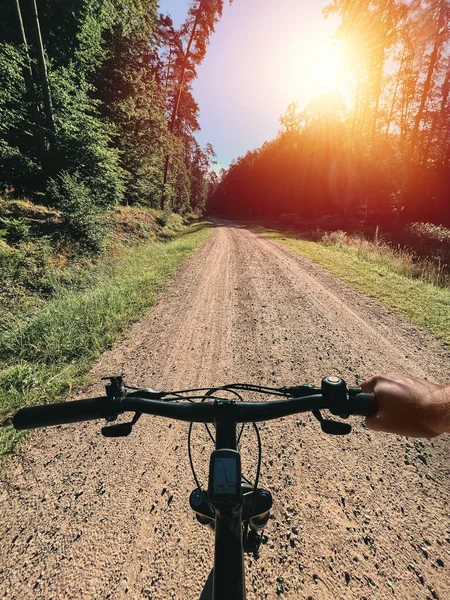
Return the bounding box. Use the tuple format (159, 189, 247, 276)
(161, 0, 233, 208)
(1, 0, 224, 217)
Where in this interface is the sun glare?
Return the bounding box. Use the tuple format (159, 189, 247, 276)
(286, 36, 346, 108)
(307, 39, 343, 96)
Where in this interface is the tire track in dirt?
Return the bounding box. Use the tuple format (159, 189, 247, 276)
(0, 221, 448, 600)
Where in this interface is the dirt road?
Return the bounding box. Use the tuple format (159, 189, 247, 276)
(1, 222, 449, 600)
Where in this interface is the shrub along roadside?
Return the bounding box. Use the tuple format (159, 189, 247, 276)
(0, 221, 211, 457)
(265, 230, 450, 346)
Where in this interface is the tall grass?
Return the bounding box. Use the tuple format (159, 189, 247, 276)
(321, 229, 449, 288)
(265, 229, 450, 346)
(408, 222, 450, 243)
(0, 222, 211, 456)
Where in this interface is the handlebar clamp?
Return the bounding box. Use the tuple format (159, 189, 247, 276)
(101, 375, 127, 421)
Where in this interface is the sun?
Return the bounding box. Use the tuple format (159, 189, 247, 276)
(306, 38, 344, 97)
(286, 36, 346, 107)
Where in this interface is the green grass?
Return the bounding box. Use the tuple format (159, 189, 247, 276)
(0, 221, 211, 456)
(265, 231, 450, 345)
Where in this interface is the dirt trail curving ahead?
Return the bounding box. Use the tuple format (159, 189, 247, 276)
(1, 221, 449, 600)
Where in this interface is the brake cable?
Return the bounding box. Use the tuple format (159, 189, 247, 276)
(188, 422, 214, 514)
(243, 421, 262, 549)
(187, 385, 268, 521)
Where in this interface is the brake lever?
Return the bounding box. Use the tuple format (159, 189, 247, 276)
(320, 419, 351, 435)
(285, 381, 352, 434)
(100, 375, 143, 437)
(312, 409, 352, 435)
(283, 383, 320, 397)
(102, 422, 133, 437)
(101, 411, 142, 437)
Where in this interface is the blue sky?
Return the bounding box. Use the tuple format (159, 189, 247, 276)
(158, 1, 340, 168)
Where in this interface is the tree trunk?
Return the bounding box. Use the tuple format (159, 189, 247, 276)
(402, 66, 418, 145)
(15, 0, 47, 165)
(161, 0, 204, 209)
(422, 64, 450, 165)
(385, 47, 405, 141)
(370, 51, 386, 152)
(359, 73, 370, 137)
(351, 57, 362, 139)
(369, 53, 384, 156)
(407, 0, 445, 165)
(164, 47, 173, 90)
(403, 0, 446, 219)
(444, 138, 450, 167)
(26, 0, 55, 147)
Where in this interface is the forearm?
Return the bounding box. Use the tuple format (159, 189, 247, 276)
(430, 383, 450, 435)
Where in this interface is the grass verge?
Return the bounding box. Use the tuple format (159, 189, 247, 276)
(0, 220, 211, 457)
(265, 230, 450, 346)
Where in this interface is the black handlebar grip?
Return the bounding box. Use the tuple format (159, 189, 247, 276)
(349, 393, 377, 417)
(13, 397, 112, 431)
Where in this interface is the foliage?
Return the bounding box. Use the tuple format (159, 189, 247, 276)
(0, 43, 41, 190)
(0, 0, 220, 242)
(209, 0, 450, 226)
(92, 3, 169, 207)
(46, 172, 109, 254)
(0, 221, 212, 456)
(160, 0, 228, 209)
(49, 67, 125, 210)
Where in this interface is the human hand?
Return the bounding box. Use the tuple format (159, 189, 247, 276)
(360, 373, 450, 438)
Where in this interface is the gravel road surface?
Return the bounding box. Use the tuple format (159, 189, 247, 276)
(1, 221, 449, 600)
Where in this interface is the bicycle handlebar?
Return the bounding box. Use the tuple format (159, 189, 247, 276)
(12, 389, 377, 431)
(13, 396, 114, 430)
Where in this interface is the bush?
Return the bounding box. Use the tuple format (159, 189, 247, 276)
(0, 215, 31, 244)
(0, 44, 42, 195)
(49, 66, 125, 210)
(0, 236, 58, 299)
(321, 229, 349, 247)
(47, 172, 109, 254)
(156, 207, 172, 227)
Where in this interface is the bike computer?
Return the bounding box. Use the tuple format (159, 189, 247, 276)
(208, 449, 241, 509)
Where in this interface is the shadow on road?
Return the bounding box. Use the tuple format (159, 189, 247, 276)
(198, 568, 213, 600)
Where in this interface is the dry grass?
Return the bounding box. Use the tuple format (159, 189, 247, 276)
(269, 216, 450, 288)
(265, 229, 450, 346)
(321, 228, 449, 288)
(408, 222, 450, 243)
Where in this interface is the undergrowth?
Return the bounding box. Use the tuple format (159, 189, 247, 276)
(321, 228, 449, 288)
(0, 204, 211, 457)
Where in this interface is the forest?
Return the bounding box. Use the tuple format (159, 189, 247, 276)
(1, 0, 224, 251)
(208, 0, 450, 226)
